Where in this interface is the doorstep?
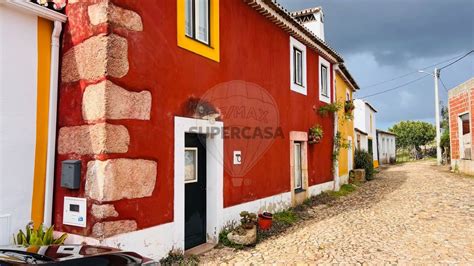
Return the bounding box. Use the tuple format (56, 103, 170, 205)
(184, 243, 216, 256)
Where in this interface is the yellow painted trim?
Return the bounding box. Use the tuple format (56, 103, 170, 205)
(177, 0, 220, 62)
(31, 17, 52, 226)
(373, 160, 379, 168)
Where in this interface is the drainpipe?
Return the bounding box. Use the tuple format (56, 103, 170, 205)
(43, 21, 62, 227)
(333, 64, 339, 191)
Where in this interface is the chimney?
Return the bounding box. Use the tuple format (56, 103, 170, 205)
(291, 7, 325, 42)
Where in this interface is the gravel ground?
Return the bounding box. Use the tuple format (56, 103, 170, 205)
(200, 161, 474, 264)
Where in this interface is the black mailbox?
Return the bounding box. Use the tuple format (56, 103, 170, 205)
(61, 160, 81, 189)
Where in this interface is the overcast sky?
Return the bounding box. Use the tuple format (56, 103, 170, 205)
(279, 0, 474, 130)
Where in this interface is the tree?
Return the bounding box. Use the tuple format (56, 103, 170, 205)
(389, 121, 436, 159)
(440, 104, 450, 163)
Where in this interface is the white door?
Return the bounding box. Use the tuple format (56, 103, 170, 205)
(348, 137, 353, 171)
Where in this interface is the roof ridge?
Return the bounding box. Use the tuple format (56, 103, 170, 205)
(290, 6, 322, 17)
(246, 0, 343, 62)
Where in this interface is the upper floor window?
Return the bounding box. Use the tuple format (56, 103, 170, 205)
(178, 0, 220, 62)
(185, 0, 210, 45)
(319, 56, 331, 103)
(290, 36, 307, 95)
(321, 65, 328, 96)
(293, 48, 303, 86)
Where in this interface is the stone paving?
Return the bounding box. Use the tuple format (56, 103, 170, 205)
(200, 161, 474, 264)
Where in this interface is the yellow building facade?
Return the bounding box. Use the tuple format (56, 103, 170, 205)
(335, 65, 359, 185)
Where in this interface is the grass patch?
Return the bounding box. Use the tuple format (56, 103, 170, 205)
(327, 184, 356, 197)
(160, 250, 199, 266)
(273, 209, 298, 225)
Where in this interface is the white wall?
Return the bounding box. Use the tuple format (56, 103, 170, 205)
(353, 99, 366, 132)
(378, 133, 396, 164)
(354, 99, 379, 162)
(366, 108, 378, 162)
(0, 6, 38, 245)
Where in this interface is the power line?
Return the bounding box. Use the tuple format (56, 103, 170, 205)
(360, 75, 429, 99)
(360, 52, 473, 89)
(439, 50, 474, 71)
(357, 50, 473, 99)
(439, 77, 449, 93)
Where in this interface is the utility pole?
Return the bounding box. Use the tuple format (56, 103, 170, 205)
(419, 68, 442, 165)
(434, 68, 442, 166)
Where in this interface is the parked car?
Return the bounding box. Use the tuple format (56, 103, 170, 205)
(0, 245, 157, 265)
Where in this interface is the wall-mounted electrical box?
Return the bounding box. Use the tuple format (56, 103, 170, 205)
(61, 160, 81, 189)
(63, 197, 86, 228)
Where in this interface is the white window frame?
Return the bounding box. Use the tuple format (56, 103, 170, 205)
(319, 56, 331, 103)
(458, 112, 471, 159)
(290, 36, 307, 95)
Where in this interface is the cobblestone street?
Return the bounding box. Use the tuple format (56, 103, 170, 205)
(200, 161, 474, 264)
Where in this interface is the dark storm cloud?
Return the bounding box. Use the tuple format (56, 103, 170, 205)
(278, 0, 474, 129)
(279, 0, 474, 67)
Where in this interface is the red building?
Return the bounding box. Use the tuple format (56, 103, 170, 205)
(54, 0, 345, 259)
(448, 78, 474, 173)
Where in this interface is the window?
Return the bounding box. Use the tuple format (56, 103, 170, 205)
(294, 48, 303, 86)
(293, 142, 303, 190)
(459, 113, 471, 159)
(321, 65, 328, 96)
(185, 0, 210, 45)
(319, 56, 331, 103)
(184, 148, 198, 183)
(178, 0, 220, 62)
(290, 36, 307, 95)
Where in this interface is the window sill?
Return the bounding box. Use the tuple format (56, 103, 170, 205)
(291, 84, 307, 95)
(319, 95, 331, 104)
(294, 188, 306, 194)
(185, 35, 212, 48)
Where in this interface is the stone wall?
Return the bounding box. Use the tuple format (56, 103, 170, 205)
(56, 0, 155, 239)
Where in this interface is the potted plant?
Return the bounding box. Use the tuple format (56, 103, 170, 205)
(317, 102, 341, 116)
(258, 212, 273, 230)
(227, 211, 258, 245)
(308, 124, 323, 144)
(240, 211, 257, 229)
(344, 100, 355, 113)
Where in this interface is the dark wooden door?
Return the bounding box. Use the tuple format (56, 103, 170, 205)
(368, 139, 373, 155)
(184, 133, 207, 250)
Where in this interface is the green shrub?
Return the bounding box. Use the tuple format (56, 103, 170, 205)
(354, 149, 375, 180)
(159, 250, 199, 265)
(13, 222, 67, 246)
